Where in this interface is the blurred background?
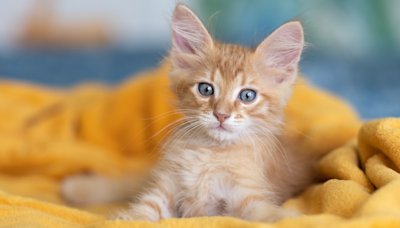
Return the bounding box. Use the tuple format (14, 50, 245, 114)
(0, 0, 399, 119)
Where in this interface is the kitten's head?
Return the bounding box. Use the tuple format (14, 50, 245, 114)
(168, 4, 304, 144)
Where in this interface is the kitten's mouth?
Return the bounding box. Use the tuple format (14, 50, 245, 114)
(216, 126, 225, 131)
(207, 123, 237, 142)
(215, 124, 229, 132)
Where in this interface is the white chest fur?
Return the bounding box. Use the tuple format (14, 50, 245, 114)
(164, 146, 272, 217)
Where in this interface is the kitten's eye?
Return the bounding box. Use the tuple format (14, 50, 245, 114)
(239, 89, 256, 103)
(198, 83, 214, 96)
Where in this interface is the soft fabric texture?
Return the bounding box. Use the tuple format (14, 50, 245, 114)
(0, 65, 399, 227)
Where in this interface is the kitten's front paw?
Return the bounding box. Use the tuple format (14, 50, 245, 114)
(111, 210, 135, 221)
(110, 209, 152, 221)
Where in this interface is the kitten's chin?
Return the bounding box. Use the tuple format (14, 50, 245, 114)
(206, 126, 240, 145)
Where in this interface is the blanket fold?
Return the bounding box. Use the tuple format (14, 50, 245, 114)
(0, 66, 399, 227)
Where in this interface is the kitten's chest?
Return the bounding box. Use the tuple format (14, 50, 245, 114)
(169, 147, 269, 217)
(175, 147, 266, 197)
(178, 148, 230, 181)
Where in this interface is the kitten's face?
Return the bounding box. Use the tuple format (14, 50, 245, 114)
(170, 45, 287, 143)
(168, 5, 304, 144)
(190, 66, 263, 143)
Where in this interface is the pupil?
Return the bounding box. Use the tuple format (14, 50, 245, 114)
(240, 90, 255, 102)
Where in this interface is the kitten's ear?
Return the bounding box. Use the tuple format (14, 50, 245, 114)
(254, 21, 304, 84)
(170, 4, 213, 68)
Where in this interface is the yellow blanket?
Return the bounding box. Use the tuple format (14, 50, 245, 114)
(0, 65, 399, 227)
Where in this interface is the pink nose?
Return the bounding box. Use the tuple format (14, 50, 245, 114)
(213, 112, 231, 123)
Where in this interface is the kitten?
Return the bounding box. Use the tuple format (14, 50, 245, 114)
(62, 4, 313, 223)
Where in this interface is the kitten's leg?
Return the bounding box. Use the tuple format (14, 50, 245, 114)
(112, 172, 179, 221)
(61, 173, 141, 205)
(232, 197, 299, 223)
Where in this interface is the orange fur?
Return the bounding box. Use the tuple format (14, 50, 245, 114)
(62, 4, 314, 223)
(110, 4, 314, 223)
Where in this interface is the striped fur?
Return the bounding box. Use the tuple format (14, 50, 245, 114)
(61, 4, 313, 223)
(112, 4, 313, 223)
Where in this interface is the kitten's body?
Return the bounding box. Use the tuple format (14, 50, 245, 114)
(62, 4, 314, 223)
(114, 129, 311, 222)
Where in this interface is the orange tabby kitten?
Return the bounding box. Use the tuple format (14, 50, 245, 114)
(62, 4, 313, 223)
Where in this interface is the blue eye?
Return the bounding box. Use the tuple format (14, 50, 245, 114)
(198, 83, 214, 96)
(239, 89, 256, 102)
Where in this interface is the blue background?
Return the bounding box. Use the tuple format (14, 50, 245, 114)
(0, 0, 399, 119)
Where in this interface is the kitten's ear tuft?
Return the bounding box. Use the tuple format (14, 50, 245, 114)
(170, 4, 213, 68)
(254, 21, 304, 84)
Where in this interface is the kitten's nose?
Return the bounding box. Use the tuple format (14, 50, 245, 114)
(213, 112, 231, 123)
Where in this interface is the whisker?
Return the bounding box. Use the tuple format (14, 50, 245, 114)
(146, 121, 203, 160)
(141, 120, 201, 158)
(137, 117, 199, 145)
(160, 120, 201, 150)
(182, 124, 205, 149)
(144, 121, 188, 159)
(148, 120, 201, 158)
(121, 116, 191, 152)
(239, 130, 269, 183)
(250, 128, 276, 167)
(168, 122, 204, 151)
(257, 116, 313, 140)
(120, 109, 202, 152)
(251, 125, 292, 175)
